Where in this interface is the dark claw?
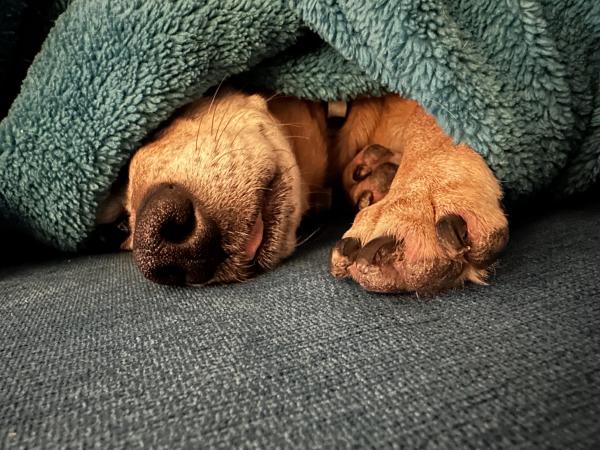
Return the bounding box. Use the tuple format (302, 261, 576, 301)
(356, 236, 399, 266)
(338, 237, 361, 260)
(357, 191, 374, 210)
(353, 164, 371, 182)
(435, 214, 469, 258)
(372, 162, 399, 193)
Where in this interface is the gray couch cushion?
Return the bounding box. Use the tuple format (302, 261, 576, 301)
(1, 203, 599, 448)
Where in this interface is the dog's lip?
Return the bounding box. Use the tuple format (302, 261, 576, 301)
(245, 211, 264, 260)
(240, 171, 277, 265)
(250, 168, 286, 267)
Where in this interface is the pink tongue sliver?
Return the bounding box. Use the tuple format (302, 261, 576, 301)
(245, 213, 264, 260)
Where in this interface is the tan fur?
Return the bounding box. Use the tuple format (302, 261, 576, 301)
(101, 89, 508, 292)
(266, 95, 329, 212)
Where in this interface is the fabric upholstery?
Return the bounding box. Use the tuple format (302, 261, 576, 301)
(1, 202, 599, 448)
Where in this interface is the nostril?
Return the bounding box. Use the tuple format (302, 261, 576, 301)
(150, 264, 186, 285)
(159, 201, 195, 243)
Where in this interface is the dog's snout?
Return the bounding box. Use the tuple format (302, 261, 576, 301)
(133, 184, 225, 285)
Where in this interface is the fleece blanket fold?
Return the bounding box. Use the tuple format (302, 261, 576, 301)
(1, 0, 599, 251)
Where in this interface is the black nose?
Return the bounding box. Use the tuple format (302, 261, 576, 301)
(133, 184, 225, 285)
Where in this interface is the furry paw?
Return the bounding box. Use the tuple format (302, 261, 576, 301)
(330, 195, 508, 294)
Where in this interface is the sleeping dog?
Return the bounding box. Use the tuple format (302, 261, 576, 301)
(98, 89, 508, 294)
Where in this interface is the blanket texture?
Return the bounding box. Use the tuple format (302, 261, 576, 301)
(0, 0, 599, 251)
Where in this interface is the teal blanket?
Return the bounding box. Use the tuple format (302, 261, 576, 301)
(1, 0, 599, 251)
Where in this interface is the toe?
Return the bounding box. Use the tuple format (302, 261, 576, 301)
(435, 214, 470, 259)
(357, 191, 374, 210)
(347, 145, 400, 210)
(329, 237, 361, 278)
(350, 236, 406, 292)
(352, 164, 372, 182)
(371, 162, 398, 194)
(467, 226, 509, 269)
(362, 144, 393, 163)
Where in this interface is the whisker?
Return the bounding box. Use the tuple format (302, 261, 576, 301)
(215, 109, 248, 154)
(281, 162, 300, 177)
(194, 114, 205, 157)
(211, 146, 248, 164)
(266, 147, 292, 154)
(269, 122, 304, 128)
(420, 96, 458, 120)
(207, 115, 258, 166)
(272, 149, 321, 178)
(225, 118, 258, 150)
(209, 77, 227, 135)
(264, 92, 283, 103)
(195, 76, 227, 155)
(296, 226, 322, 248)
(281, 134, 310, 140)
(213, 93, 234, 139)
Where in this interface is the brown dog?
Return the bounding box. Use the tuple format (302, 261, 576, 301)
(98, 89, 508, 294)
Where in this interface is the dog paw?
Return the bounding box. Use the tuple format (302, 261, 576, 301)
(330, 199, 508, 294)
(343, 144, 402, 210)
